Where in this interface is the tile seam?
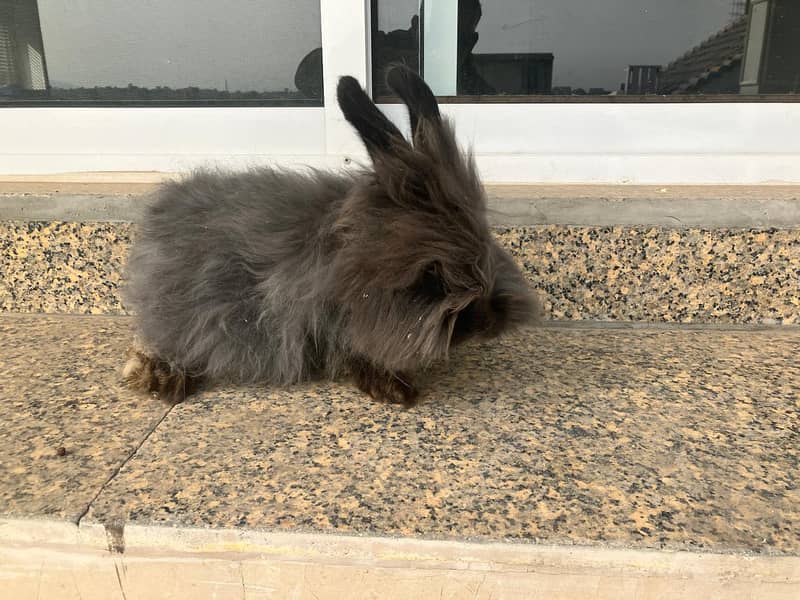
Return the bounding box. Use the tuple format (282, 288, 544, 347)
(73, 403, 176, 527)
(2, 312, 798, 332)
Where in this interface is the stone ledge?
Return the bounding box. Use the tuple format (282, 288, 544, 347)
(2, 518, 799, 600)
(1, 182, 800, 227)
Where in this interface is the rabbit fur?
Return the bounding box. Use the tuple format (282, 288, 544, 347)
(122, 66, 539, 406)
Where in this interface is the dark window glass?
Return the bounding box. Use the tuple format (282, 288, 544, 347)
(0, 0, 323, 106)
(371, 0, 800, 100)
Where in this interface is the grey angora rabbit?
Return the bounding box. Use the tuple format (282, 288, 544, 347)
(123, 66, 539, 406)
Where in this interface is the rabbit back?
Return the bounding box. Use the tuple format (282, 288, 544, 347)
(124, 167, 353, 385)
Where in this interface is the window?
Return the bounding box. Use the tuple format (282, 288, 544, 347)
(371, 0, 800, 100)
(1, 0, 797, 182)
(0, 0, 323, 106)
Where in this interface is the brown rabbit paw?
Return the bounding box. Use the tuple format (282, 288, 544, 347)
(372, 373, 419, 407)
(351, 360, 419, 407)
(123, 349, 200, 405)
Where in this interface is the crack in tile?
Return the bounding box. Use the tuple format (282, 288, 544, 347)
(74, 403, 175, 526)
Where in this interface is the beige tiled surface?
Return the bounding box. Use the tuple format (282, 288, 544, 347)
(2, 221, 799, 323)
(2, 314, 795, 554)
(83, 324, 800, 554)
(0, 315, 169, 521)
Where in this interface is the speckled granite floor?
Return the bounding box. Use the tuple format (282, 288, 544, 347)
(0, 315, 169, 522)
(1, 314, 797, 556)
(2, 221, 799, 323)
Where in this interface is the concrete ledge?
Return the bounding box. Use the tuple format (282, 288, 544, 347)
(2, 182, 800, 227)
(0, 171, 170, 186)
(0, 194, 148, 223)
(2, 518, 798, 600)
(487, 194, 800, 227)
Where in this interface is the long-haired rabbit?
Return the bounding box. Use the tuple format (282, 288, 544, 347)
(123, 66, 539, 406)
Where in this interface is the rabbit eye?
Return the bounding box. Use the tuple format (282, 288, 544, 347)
(411, 264, 447, 301)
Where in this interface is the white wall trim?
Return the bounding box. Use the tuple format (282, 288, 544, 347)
(0, 106, 331, 174)
(1, 102, 799, 183)
(381, 102, 800, 155)
(471, 153, 800, 184)
(380, 101, 800, 183)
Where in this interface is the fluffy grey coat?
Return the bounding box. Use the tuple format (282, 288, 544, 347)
(123, 66, 538, 406)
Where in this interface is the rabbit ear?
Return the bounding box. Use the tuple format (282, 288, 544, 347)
(386, 65, 441, 139)
(337, 76, 409, 159)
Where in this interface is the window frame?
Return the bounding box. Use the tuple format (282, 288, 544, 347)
(0, 0, 798, 184)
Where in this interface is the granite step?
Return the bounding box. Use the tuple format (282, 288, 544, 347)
(2, 183, 800, 325)
(1, 313, 798, 598)
(2, 181, 799, 596)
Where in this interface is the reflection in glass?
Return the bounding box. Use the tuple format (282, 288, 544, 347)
(1, 0, 323, 105)
(371, 0, 800, 98)
(0, 0, 48, 93)
(739, 0, 800, 94)
(741, 1, 769, 88)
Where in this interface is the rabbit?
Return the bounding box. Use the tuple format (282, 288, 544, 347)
(122, 65, 539, 407)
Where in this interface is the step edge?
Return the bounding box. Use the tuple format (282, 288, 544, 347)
(2, 517, 798, 571)
(2, 192, 800, 228)
(2, 313, 798, 332)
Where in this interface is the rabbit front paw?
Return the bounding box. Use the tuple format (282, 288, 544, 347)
(350, 359, 419, 407)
